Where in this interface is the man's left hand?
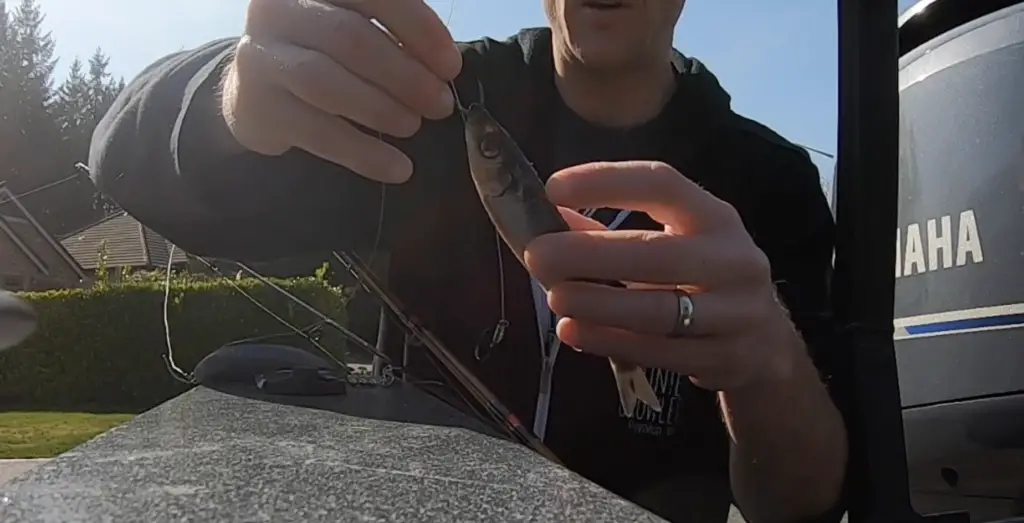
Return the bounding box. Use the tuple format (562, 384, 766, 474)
(524, 161, 804, 391)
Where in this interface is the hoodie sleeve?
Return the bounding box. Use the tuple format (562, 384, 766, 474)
(753, 147, 842, 393)
(768, 156, 849, 523)
(720, 117, 840, 388)
(89, 38, 488, 262)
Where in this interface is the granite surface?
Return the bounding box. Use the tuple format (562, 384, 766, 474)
(0, 384, 665, 522)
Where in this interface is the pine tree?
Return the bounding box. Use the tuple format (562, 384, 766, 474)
(0, 2, 13, 82)
(53, 57, 89, 133)
(1, 0, 59, 186)
(8, 0, 57, 115)
(53, 48, 124, 217)
(0, 0, 20, 180)
(1, 0, 124, 232)
(1, 0, 61, 225)
(86, 48, 112, 109)
(2, 0, 106, 234)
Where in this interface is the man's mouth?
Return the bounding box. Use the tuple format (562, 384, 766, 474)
(582, 0, 628, 11)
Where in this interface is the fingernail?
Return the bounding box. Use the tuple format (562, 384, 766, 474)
(439, 86, 455, 114)
(442, 42, 464, 80)
(388, 157, 413, 183)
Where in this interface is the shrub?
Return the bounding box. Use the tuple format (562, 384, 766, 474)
(0, 276, 354, 412)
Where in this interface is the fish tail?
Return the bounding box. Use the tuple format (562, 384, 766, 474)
(610, 360, 663, 418)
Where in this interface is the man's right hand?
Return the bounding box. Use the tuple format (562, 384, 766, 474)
(223, 0, 463, 183)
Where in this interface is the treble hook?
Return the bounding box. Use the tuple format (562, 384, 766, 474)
(450, 78, 484, 120)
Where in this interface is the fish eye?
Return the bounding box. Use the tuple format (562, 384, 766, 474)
(479, 132, 502, 159)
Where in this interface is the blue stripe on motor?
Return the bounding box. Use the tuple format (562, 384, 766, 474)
(904, 313, 1024, 335)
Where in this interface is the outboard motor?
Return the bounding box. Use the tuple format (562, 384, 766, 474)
(897, 0, 1024, 519)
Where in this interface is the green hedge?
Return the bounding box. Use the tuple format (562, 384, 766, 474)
(0, 276, 353, 412)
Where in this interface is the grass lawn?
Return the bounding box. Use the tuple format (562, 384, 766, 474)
(0, 412, 135, 459)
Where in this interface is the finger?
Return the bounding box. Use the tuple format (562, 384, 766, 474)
(274, 44, 422, 138)
(546, 161, 742, 234)
(290, 97, 413, 183)
(235, 40, 413, 181)
(526, 229, 766, 287)
(262, 86, 412, 182)
(523, 208, 608, 283)
(557, 207, 606, 231)
(556, 318, 721, 374)
(255, 1, 454, 120)
(548, 282, 757, 337)
(328, 0, 463, 81)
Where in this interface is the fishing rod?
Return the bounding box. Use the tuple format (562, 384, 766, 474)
(190, 251, 554, 460)
(797, 143, 836, 160)
(332, 251, 562, 463)
(231, 260, 392, 364)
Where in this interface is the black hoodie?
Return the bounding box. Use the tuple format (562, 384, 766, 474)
(90, 27, 840, 518)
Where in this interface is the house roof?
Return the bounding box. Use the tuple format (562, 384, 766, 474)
(60, 211, 187, 270)
(0, 184, 88, 281)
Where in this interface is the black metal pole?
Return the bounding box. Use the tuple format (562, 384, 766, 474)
(832, 1, 918, 522)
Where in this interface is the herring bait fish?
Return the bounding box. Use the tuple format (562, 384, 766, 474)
(0, 289, 37, 352)
(461, 102, 663, 417)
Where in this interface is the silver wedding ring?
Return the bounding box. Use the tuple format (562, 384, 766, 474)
(666, 289, 695, 338)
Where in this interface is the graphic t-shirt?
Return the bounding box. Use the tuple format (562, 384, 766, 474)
(528, 96, 670, 439)
(521, 93, 729, 500)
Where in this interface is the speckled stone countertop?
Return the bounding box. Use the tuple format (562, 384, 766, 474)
(0, 385, 664, 522)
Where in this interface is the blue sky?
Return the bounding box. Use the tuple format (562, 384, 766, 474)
(33, 0, 866, 187)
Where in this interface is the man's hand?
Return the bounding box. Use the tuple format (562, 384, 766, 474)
(525, 160, 848, 521)
(226, 0, 462, 182)
(524, 160, 801, 390)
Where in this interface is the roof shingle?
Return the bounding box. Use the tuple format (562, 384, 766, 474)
(60, 212, 188, 270)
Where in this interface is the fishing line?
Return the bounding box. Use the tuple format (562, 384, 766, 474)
(435, 0, 506, 362)
(444, 0, 465, 114)
(160, 0, 557, 462)
(373, 0, 459, 248)
(160, 247, 346, 384)
(343, 0, 462, 333)
(231, 261, 391, 363)
(221, 320, 326, 348)
(162, 245, 194, 385)
(443, 55, 509, 361)
(191, 256, 349, 369)
(443, 0, 457, 27)
(332, 251, 559, 462)
(354, 0, 462, 344)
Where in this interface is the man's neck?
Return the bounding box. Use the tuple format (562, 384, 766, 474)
(553, 47, 677, 129)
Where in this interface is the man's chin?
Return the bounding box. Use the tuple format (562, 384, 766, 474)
(569, 44, 636, 69)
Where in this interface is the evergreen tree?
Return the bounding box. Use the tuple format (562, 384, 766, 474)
(86, 48, 115, 112)
(54, 48, 124, 217)
(1, 0, 58, 188)
(0, 1, 16, 174)
(0, 0, 125, 233)
(53, 57, 89, 134)
(2, 1, 64, 229)
(0, 2, 13, 82)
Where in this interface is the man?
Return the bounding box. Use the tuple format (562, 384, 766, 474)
(90, 0, 848, 521)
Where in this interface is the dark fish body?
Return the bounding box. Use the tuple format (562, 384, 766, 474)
(0, 289, 37, 351)
(462, 105, 566, 268)
(463, 103, 662, 417)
